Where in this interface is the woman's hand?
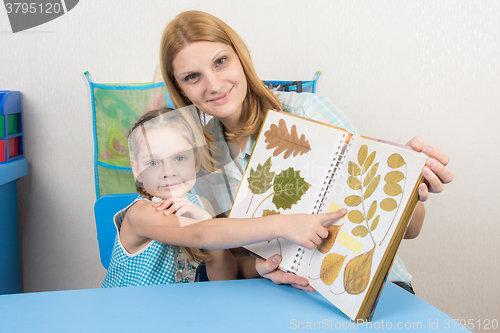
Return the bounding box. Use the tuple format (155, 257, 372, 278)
(255, 255, 315, 292)
(152, 197, 212, 222)
(407, 136, 453, 201)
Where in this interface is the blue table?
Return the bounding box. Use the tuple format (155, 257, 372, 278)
(0, 278, 469, 332)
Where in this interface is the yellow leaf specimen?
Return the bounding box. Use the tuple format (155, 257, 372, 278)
(318, 224, 343, 254)
(320, 253, 347, 286)
(343, 247, 375, 295)
(264, 118, 311, 159)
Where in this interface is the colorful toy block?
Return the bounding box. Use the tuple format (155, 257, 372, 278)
(0, 91, 23, 163)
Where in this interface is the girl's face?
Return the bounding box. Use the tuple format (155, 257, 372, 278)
(131, 128, 199, 200)
(172, 41, 248, 131)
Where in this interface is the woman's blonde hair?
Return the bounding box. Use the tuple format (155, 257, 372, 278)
(160, 10, 282, 140)
(128, 107, 210, 263)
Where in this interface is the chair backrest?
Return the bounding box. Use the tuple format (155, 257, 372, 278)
(94, 193, 137, 269)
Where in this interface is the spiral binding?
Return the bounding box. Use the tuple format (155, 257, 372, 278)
(289, 135, 353, 274)
(311, 134, 351, 215)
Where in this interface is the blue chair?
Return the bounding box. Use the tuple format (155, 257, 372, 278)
(94, 193, 137, 269)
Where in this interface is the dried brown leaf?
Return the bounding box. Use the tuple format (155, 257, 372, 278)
(387, 153, 405, 169)
(347, 176, 362, 190)
(384, 183, 403, 196)
(357, 145, 368, 166)
(348, 210, 364, 224)
(367, 201, 377, 221)
(344, 195, 362, 207)
(264, 118, 311, 159)
(362, 151, 376, 174)
(344, 247, 375, 295)
(348, 162, 361, 176)
(320, 253, 347, 286)
(318, 224, 343, 254)
(384, 170, 405, 183)
(380, 198, 398, 211)
(352, 225, 368, 237)
(363, 175, 380, 200)
(363, 162, 379, 187)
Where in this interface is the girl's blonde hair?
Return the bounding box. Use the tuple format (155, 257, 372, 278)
(160, 10, 282, 140)
(128, 107, 210, 263)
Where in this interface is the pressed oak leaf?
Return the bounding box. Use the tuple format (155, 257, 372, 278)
(343, 247, 375, 295)
(247, 157, 275, 195)
(272, 167, 311, 210)
(264, 118, 311, 159)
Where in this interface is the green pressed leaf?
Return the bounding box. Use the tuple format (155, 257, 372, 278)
(347, 176, 362, 190)
(352, 225, 368, 237)
(362, 151, 376, 174)
(371, 216, 380, 231)
(363, 175, 380, 200)
(357, 145, 368, 166)
(247, 157, 275, 195)
(363, 163, 379, 187)
(348, 162, 361, 176)
(384, 183, 403, 196)
(344, 195, 362, 207)
(367, 201, 377, 221)
(348, 210, 364, 224)
(387, 153, 406, 168)
(272, 167, 311, 210)
(262, 209, 280, 216)
(380, 198, 398, 211)
(384, 170, 405, 183)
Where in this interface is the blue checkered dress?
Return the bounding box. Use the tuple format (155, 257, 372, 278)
(102, 193, 202, 288)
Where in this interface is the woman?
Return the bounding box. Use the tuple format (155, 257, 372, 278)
(158, 10, 453, 292)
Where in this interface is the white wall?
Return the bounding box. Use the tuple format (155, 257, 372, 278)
(1, 1, 498, 331)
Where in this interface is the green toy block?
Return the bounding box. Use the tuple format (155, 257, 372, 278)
(7, 114, 18, 135)
(0, 116, 4, 137)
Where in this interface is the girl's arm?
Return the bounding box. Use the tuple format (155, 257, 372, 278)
(124, 199, 346, 251)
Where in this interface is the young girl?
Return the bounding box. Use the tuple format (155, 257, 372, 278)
(157, 10, 453, 292)
(102, 106, 346, 287)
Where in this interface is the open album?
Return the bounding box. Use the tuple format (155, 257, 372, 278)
(228, 110, 428, 321)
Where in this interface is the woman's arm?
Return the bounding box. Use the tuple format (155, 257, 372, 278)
(125, 200, 346, 251)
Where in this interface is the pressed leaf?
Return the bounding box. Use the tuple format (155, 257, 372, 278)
(318, 224, 343, 254)
(363, 175, 380, 200)
(348, 210, 364, 224)
(352, 225, 368, 237)
(357, 145, 368, 166)
(367, 201, 377, 221)
(348, 162, 361, 177)
(264, 118, 311, 159)
(384, 183, 403, 196)
(344, 247, 375, 295)
(272, 167, 311, 210)
(371, 216, 380, 231)
(347, 176, 362, 190)
(363, 163, 379, 187)
(262, 209, 280, 216)
(362, 151, 376, 174)
(344, 195, 362, 207)
(387, 153, 406, 169)
(380, 198, 398, 211)
(247, 157, 275, 195)
(384, 170, 405, 183)
(320, 253, 347, 286)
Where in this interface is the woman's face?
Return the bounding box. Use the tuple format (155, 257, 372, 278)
(172, 41, 247, 131)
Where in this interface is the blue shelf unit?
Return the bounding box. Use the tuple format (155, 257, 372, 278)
(0, 91, 23, 164)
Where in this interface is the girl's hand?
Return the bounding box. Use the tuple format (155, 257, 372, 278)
(407, 136, 453, 201)
(281, 209, 347, 250)
(152, 197, 211, 222)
